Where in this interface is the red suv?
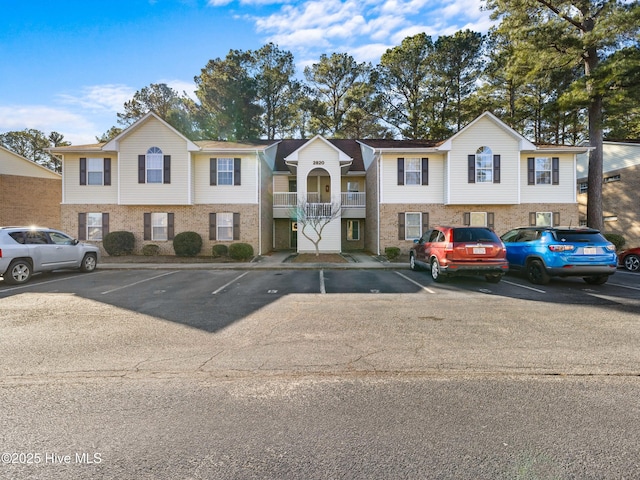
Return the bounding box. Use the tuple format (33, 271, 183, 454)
(409, 226, 509, 283)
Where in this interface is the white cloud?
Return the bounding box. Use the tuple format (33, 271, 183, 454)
(56, 84, 136, 113)
(0, 105, 103, 145)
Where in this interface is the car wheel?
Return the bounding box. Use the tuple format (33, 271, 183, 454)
(623, 254, 639, 272)
(485, 274, 502, 283)
(430, 258, 446, 283)
(4, 259, 32, 285)
(583, 275, 609, 285)
(410, 253, 419, 271)
(80, 253, 97, 273)
(526, 259, 550, 285)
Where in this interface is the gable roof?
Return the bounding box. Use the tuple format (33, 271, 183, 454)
(438, 111, 537, 151)
(103, 111, 200, 151)
(274, 138, 365, 172)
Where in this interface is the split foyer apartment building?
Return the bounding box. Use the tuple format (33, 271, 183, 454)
(50, 111, 588, 256)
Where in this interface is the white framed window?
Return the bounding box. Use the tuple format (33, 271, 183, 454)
(470, 212, 487, 227)
(217, 212, 233, 241)
(87, 158, 104, 185)
(218, 158, 234, 185)
(535, 212, 553, 227)
(405, 158, 421, 185)
(347, 220, 360, 241)
(87, 213, 104, 240)
(475, 147, 493, 183)
(535, 157, 552, 185)
(405, 213, 422, 240)
(151, 212, 168, 241)
(146, 147, 163, 183)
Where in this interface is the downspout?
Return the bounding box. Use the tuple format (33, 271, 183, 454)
(377, 150, 381, 256)
(257, 150, 262, 256)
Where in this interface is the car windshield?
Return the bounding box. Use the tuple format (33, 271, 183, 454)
(453, 228, 498, 243)
(552, 231, 607, 243)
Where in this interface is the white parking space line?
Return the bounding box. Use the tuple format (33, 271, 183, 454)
(0, 271, 102, 294)
(101, 271, 177, 295)
(319, 270, 326, 294)
(608, 282, 640, 292)
(395, 272, 436, 293)
(502, 279, 546, 294)
(211, 272, 249, 295)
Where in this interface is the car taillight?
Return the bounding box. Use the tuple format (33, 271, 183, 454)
(444, 243, 454, 252)
(548, 244, 575, 252)
(0, 248, 2, 257)
(604, 245, 616, 252)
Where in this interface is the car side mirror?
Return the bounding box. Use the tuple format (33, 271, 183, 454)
(73, 239, 79, 245)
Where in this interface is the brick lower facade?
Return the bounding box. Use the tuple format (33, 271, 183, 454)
(379, 203, 580, 255)
(62, 204, 260, 256)
(578, 164, 640, 247)
(0, 174, 61, 228)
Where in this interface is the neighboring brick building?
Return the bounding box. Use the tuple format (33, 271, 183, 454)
(51, 111, 588, 256)
(0, 145, 61, 228)
(577, 141, 640, 247)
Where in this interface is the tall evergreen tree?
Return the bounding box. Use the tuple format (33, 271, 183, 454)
(486, 0, 640, 230)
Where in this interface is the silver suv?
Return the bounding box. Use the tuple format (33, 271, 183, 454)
(0, 227, 100, 285)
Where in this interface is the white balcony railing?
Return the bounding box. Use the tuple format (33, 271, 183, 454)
(306, 203, 333, 217)
(273, 192, 366, 208)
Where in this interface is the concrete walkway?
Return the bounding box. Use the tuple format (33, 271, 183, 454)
(98, 251, 407, 270)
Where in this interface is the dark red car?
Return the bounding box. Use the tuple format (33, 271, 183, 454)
(409, 226, 509, 283)
(619, 247, 640, 272)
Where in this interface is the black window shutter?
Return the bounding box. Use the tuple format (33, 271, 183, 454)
(234, 158, 241, 186)
(78, 213, 86, 240)
(163, 155, 171, 184)
(422, 212, 429, 234)
(527, 158, 535, 185)
(421, 158, 429, 185)
(144, 213, 151, 240)
(398, 212, 405, 240)
(102, 213, 109, 237)
(104, 158, 111, 186)
(493, 155, 500, 183)
(468, 155, 475, 183)
(529, 212, 537, 226)
(463, 212, 471, 226)
(210, 158, 217, 185)
(233, 213, 240, 240)
(488, 212, 495, 229)
(552, 157, 559, 185)
(397, 158, 404, 185)
(138, 155, 146, 183)
(167, 213, 175, 240)
(80, 158, 87, 185)
(553, 212, 560, 226)
(209, 213, 216, 240)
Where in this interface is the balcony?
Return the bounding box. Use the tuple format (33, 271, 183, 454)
(273, 192, 366, 218)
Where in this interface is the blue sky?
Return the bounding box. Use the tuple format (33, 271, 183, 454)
(0, 0, 494, 144)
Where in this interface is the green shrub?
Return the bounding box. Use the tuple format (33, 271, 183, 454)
(385, 246, 401, 261)
(142, 244, 160, 256)
(228, 243, 254, 261)
(604, 233, 626, 251)
(172, 231, 203, 257)
(212, 244, 229, 258)
(103, 231, 135, 256)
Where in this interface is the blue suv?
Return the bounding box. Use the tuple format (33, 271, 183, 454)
(500, 227, 617, 285)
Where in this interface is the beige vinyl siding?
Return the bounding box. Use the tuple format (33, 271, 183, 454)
(63, 154, 118, 204)
(380, 153, 444, 204)
(118, 117, 191, 205)
(447, 116, 520, 205)
(273, 174, 291, 192)
(193, 154, 258, 204)
(520, 154, 576, 203)
(0, 147, 61, 179)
